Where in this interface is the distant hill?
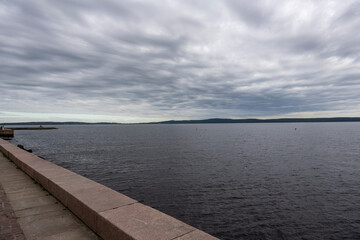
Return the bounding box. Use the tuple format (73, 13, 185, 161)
(0, 122, 120, 125)
(149, 117, 360, 124)
(2, 117, 360, 126)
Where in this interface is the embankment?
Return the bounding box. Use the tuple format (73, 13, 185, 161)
(0, 138, 218, 240)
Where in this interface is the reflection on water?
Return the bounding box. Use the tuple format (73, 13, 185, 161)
(11, 123, 360, 240)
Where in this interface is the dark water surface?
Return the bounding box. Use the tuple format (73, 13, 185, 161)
(10, 123, 360, 240)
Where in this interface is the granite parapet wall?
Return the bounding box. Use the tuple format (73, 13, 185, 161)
(0, 139, 218, 240)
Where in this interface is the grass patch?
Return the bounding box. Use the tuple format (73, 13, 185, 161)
(33, 181, 46, 191)
(2, 152, 12, 162)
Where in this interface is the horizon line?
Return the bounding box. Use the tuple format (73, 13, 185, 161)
(2, 116, 360, 125)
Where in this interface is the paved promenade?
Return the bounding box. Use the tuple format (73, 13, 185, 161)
(0, 183, 25, 240)
(0, 153, 100, 240)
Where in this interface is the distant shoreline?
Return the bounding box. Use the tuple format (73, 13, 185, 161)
(2, 117, 360, 125)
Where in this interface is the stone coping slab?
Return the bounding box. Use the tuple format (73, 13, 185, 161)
(0, 138, 219, 240)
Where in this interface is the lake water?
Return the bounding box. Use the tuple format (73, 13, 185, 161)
(9, 123, 360, 240)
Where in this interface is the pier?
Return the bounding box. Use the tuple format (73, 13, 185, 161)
(7, 127, 58, 130)
(0, 126, 57, 140)
(0, 129, 14, 139)
(0, 138, 218, 240)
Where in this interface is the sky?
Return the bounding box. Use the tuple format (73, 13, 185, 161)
(1, 0, 360, 123)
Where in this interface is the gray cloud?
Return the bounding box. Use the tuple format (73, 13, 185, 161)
(1, 0, 360, 122)
(225, 0, 275, 27)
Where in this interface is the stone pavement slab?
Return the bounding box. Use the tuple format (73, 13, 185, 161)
(0, 153, 100, 240)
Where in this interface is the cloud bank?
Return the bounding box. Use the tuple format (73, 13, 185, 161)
(1, 0, 360, 122)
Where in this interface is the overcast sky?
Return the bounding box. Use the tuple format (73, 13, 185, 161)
(1, 0, 360, 123)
